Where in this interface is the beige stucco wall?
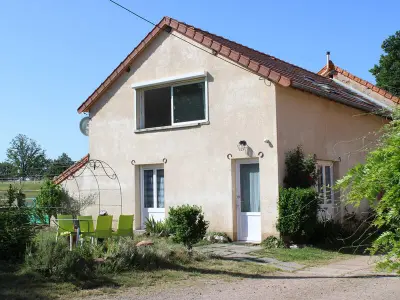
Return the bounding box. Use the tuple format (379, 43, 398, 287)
(275, 86, 386, 218)
(335, 73, 395, 108)
(72, 30, 280, 239)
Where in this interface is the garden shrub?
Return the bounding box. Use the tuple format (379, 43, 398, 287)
(310, 210, 380, 253)
(144, 216, 169, 237)
(0, 207, 35, 260)
(283, 145, 317, 189)
(25, 237, 95, 281)
(97, 237, 205, 273)
(35, 180, 63, 223)
(261, 236, 285, 249)
(276, 187, 319, 243)
(167, 205, 209, 250)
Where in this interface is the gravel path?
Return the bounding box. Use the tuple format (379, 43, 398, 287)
(90, 256, 399, 300)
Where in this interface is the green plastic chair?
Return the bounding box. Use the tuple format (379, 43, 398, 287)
(56, 214, 75, 250)
(112, 215, 134, 237)
(78, 216, 95, 241)
(94, 215, 113, 241)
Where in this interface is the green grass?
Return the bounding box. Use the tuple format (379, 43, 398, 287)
(0, 181, 42, 201)
(0, 257, 277, 299)
(251, 247, 352, 266)
(0, 231, 279, 299)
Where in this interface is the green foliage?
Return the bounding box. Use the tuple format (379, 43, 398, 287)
(277, 187, 319, 243)
(370, 31, 400, 97)
(261, 236, 285, 249)
(167, 205, 209, 250)
(35, 180, 63, 223)
(6, 134, 47, 179)
(283, 145, 317, 188)
(337, 110, 400, 272)
(144, 217, 169, 237)
(6, 184, 26, 207)
(45, 153, 74, 179)
(0, 162, 16, 178)
(99, 237, 203, 273)
(310, 211, 379, 253)
(25, 235, 205, 281)
(0, 207, 35, 260)
(25, 237, 94, 281)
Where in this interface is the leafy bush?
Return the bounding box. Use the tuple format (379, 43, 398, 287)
(204, 232, 232, 243)
(283, 145, 317, 188)
(336, 109, 400, 273)
(261, 236, 285, 249)
(99, 237, 204, 273)
(167, 205, 209, 250)
(144, 217, 169, 237)
(35, 180, 63, 223)
(277, 187, 319, 243)
(25, 237, 95, 281)
(5, 184, 26, 207)
(310, 211, 380, 253)
(0, 207, 35, 260)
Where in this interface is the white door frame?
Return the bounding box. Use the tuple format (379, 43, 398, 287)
(236, 159, 261, 242)
(140, 165, 165, 228)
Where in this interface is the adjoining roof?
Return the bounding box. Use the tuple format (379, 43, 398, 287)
(318, 63, 400, 104)
(53, 154, 90, 185)
(77, 16, 388, 115)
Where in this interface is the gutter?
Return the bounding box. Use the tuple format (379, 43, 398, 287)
(291, 81, 384, 116)
(332, 78, 392, 111)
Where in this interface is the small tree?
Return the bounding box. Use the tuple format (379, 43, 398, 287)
(283, 145, 317, 188)
(167, 205, 209, 250)
(6, 184, 16, 207)
(35, 180, 63, 223)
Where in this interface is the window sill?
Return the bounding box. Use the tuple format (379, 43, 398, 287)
(134, 121, 209, 133)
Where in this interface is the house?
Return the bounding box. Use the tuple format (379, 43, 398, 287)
(56, 17, 395, 242)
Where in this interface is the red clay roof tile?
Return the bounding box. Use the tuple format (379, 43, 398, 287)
(318, 64, 397, 105)
(53, 154, 90, 185)
(78, 17, 387, 115)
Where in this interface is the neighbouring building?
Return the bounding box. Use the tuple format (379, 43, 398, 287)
(55, 17, 396, 242)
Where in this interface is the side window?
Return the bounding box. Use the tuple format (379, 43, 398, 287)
(316, 161, 334, 205)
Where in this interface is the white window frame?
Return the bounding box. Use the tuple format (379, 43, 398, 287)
(140, 165, 165, 210)
(316, 160, 334, 206)
(132, 72, 209, 131)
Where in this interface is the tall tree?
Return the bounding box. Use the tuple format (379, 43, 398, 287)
(370, 31, 400, 97)
(6, 134, 47, 179)
(0, 162, 16, 180)
(45, 153, 74, 179)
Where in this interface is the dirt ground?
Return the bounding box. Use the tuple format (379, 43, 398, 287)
(88, 256, 399, 300)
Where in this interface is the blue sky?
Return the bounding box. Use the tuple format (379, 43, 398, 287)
(0, 0, 398, 162)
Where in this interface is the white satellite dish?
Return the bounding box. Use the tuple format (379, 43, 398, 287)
(79, 117, 90, 136)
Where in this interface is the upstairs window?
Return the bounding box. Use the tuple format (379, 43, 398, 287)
(134, 74, 208, 130)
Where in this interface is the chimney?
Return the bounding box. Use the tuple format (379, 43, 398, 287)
(326, 51, 330, 69)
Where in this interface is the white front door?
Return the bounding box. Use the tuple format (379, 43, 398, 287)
(141, 166, 165, 228)
(236, 159, 261, 242)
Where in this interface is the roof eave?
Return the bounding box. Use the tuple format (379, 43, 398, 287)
(77, 16, 292, 114)
(291, 82, 391, 118)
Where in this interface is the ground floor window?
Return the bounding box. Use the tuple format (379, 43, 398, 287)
(316, 161, 334, 206)
(142, 168, 164, 209)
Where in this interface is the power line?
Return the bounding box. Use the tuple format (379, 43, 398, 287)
(107, 0, 265, 79)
